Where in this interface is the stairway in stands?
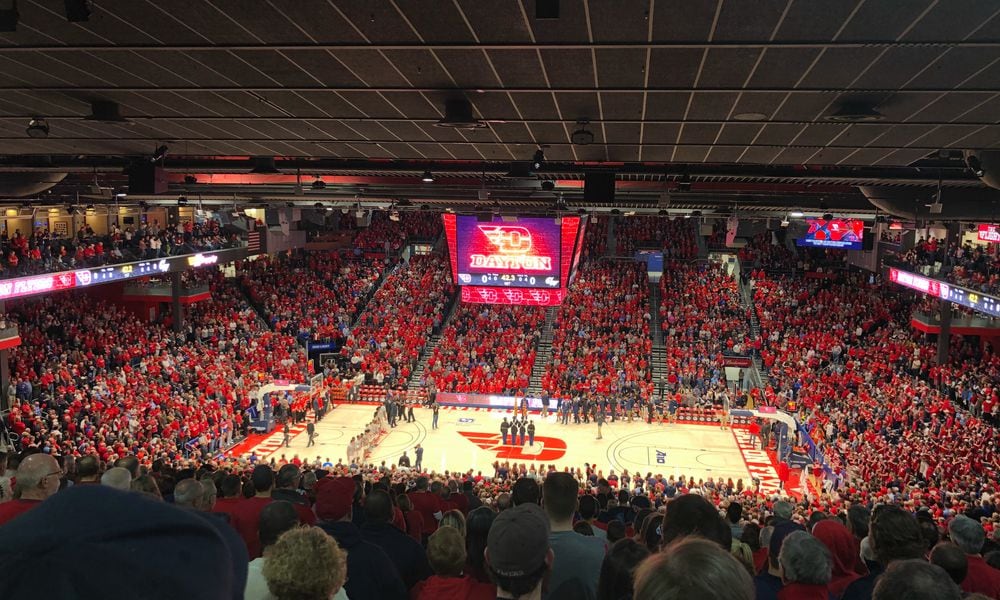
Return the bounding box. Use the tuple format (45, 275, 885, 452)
(406, 292, 461, 391)
(526, 306, 559, 396)
(694, 219, 709, 258)
(648, 280, 668, 389)
(607, 216, 618, 256)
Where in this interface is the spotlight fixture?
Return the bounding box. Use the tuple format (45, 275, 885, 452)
(789, 210, 804, 218)
(311, 175, 326, 190)
(177, 196, 187, 206)
(0, 1, 18, 32)
(151, 144, 168, 163)
(966, 153, 984, 178)
(64, 0, 91, 22)
(822, 213, 834, 221)
(326, 206, 333, 212)
(531, 149, 545, 171)
(421, 170, 434, 183)
(658, 209, 669, 216)
(26, 117, 48, 138)
(389, 209, 401, 222)
(540, 180, 555, 192)
(780, 217, 790, 227)
(313, 202, 323, 209)
(85, 203, 95, 210)
(183, 175, 197, 185)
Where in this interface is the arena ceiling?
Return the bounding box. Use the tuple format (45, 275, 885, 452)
(0, 0, 999, 213)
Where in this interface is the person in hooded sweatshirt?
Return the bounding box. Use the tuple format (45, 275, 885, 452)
(410, 526, 494, 600)
(813, 520, 867, 599)
(314, 476, 407, 600)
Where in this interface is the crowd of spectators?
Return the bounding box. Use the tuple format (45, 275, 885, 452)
(616, 216, 698, 258)
(542, 260, 653, 401)
(3, 446, 999, 600)
(3, 267, 309, 466)
(352, 212, 442, 252)
(240, 250, 382, 343)
(0, 218, 241, 280)
(340, 254, 454, 388)
(750, 269, 1000, 540)
(659, 261, 749, 400)
(421, 304, 545, 395)
(897, 236, 1000, 296)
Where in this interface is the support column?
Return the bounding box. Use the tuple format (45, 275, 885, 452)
(171, 271, 183, 333)
(936, 299, 952, 365)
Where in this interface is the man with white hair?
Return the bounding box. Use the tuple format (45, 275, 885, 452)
(100, 466, 132, 491)
(948, 514, 1000, 598)
(0, 453, 62, 526)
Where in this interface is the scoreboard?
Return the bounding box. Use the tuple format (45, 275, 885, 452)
(444, 214, 587, 306)
(887, 267, 1000, 318)
(0, 247, 247, 302)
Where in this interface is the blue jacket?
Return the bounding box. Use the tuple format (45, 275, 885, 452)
(319, 520, 407, 600)
(360, 521, 432, 590)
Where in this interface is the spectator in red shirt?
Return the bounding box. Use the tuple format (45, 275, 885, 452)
(212, 474, 245, 527)
(232, 465, 278, 559)
(0, 453, 62, 526)
(408, 476, 444, 540)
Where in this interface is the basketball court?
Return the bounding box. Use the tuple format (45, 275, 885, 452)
(248, 404, 760, 486)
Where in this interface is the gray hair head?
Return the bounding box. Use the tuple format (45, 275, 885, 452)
(779, 531, 832, 585)
(100, 467, 132, 491)
(759, 526, 775, 549)
(872, 559, 962, 600)
(773, 501, 794, 520)
(948, 515, 985, 555)
(173, 478, 204, 508)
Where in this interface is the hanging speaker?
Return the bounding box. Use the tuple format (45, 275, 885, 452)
(584, 172, 615, 203)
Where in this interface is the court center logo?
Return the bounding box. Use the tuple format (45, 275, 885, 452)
(459, 431, 567, 461)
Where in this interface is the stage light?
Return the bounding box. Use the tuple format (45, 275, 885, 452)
(531, 149, 545, 171)
(183, 175, 197, 185)
(177, 196, 187, 206)
(151, 144, 168, 162)
(64, 0, 90, 22)
(780, 217, 790, 227)
(311, 175, 326, 190)
(389, 209, 401, 222)
(790, 210, 804, 218)
(26, 117, 48, 138)
(421, 171, 434, 183)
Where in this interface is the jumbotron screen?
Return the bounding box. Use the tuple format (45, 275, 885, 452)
(443, 214, 585, 305)
(796, 218, 864, 250)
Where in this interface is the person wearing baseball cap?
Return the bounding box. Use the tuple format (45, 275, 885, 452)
(315, 476, 407, 600)
(486, 502, 554, 599)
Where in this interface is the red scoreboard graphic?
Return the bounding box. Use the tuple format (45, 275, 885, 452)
(444, 214, 586, 306)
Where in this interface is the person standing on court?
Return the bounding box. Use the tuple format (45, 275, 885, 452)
(596, 409, 605, 440)
(500, 417, 510, 445)
(431, 402, 439, 430)
(283, 420, 291, 448)
(407, 397, 416, 423)
(527, 421, 536, 446)
(414, 444, 424, 471)
(518, 418, 527, 446)
(306, 420, 316, 447)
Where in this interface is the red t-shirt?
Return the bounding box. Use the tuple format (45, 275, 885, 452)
(231, 496, 273, 559)
(212, 497, 244, 531)
(962, 555, 1000, 599)
(0, 498, 42, 526)
(408, 490, 442, 535)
